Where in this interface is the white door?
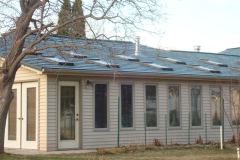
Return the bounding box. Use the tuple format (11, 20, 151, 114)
(4, 84, 21, 148)
(58, 81, 79, 149)
(4, 82, 39, 149)
(21, 82, 39, 149)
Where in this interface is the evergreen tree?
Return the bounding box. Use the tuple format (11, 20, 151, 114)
(72, 0, 85, 37)
(57, 0, 71, 35)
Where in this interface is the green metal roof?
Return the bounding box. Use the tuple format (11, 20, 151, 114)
(1, 33, 240, 78)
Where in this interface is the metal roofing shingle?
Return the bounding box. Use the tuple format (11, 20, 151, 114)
(1, 33, 240, 77)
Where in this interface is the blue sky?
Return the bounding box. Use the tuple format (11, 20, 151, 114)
(143, 0, 240, 53)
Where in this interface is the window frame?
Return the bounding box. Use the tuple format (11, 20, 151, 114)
(144, 83, 159, 130)
(167, 84, 182, 130)
(210, 85, 222, 128)
(93, 82, 109, 131)
(189, 85, 203, 129)
(119, 83, 135, 130)
(230, 87, 240, 127)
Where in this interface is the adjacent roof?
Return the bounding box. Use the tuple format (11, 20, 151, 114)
(1, 33, 240, 78)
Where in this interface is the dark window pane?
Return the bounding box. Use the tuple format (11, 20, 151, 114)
(27, 88, 36, 141)
(95, 84, 108, 128)
(60, 86, 75, 140)
(146, 86, 157, 127)
(169, 86, 180, 127)
(8, 89, 17, 140)
(121, 85, 133, 128)
(191, 86, 201, 126)
(211, 87, 221, 125)
(232, 88, 240, 125)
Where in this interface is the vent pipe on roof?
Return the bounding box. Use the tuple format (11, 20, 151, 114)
(194, 45, 201, 52)
(135, 36, 141, 56)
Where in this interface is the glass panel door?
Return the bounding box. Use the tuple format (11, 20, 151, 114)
(60, 86, 76, 140)
(27, 88, 36, 141)
(4, 84, 21, 148)
(8, 89, 17, 140)
(58, 81, 79, 149)
(21, 82, 38, 149)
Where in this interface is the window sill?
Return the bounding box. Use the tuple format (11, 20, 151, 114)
(190, 126, 203, 129)
(120, 128, 135, 131)
(211, 125, 222, 129)
(146, 127, 159, 130)
(93, 128, 109, 132)
(168, 127, 182, 130)
(232, 125, 240, 128)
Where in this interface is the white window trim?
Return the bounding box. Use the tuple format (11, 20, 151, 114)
(93, 82, 109, 131)
(119, 83, 135, 131)
(210, 85, 222, 128)
(144, 83, 159, 130)
(167, 84, 182, 130)
(189, 85, 203, 129)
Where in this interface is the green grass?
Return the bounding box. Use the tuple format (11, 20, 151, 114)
(0, 144, 238, 160)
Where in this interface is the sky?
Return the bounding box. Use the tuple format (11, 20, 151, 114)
(143, 0, 240, 53)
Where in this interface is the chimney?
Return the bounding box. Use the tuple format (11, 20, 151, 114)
(194, 45, 201, 52)
(135, 36, 141, 56)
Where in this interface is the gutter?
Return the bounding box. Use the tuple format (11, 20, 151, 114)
(42, 68, 236, 82)
(0, 54, 42, 74)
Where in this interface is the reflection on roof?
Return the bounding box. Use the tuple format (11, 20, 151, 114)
(60, 50, 87, 58)
(198, 59, 228, 67)
(156, 56, 186, 65)
(139, 62, 173, 71)
(110, 54, 139, 61)
(39, 56, 74, 66)
(85, 59, 120, 68)
(188, 64, 220, 73)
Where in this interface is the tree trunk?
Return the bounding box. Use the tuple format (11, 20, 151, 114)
(0, 77, 15, 153)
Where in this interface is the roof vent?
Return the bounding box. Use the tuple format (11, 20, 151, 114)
(135, 36, 141, 56)
(194, 45, 201, 52)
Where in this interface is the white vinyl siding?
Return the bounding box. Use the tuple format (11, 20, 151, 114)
(46, 75, 234, 150)
(11, 64, 47, 151)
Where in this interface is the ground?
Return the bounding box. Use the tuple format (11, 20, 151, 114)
(0, 144, 237, 160)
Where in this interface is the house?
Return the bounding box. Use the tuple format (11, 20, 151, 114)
(2, 33, 240, 151)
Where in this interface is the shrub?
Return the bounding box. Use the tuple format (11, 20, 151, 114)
(195, 135, 203, 145)
(153, 138, 161, 147)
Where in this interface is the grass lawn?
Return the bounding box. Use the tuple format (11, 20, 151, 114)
(0, 144, 237, 160)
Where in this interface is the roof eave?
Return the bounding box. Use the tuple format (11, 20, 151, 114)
(42, 68, 235, 82)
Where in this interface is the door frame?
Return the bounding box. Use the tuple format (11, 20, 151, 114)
(58, 81, 79, 149)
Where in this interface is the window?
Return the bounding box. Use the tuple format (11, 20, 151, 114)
(145, 85, 157, 127)
(231, 88, 240, 125)
(168, 86, 180, 127)
(60, 86, 76, 140)
(8, 89, 17, 140)
(121, 85, 133, 128)
(27, 88, 36, 141)
(190, 86, 201, 126)
(95, 84, 108, 129)
(211, 87, 221, 126)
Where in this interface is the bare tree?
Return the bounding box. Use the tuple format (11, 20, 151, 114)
(0, 0, 164, 153)
(215, 61, 240, 148)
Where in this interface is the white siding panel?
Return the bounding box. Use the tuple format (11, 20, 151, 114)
(46, 75, 235, 150)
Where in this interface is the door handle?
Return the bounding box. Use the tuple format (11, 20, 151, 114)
(76, 118, 79, 121)
(18, 118, 23, 120)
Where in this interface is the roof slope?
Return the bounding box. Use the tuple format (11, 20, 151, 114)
(1, 33, 240, 78)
